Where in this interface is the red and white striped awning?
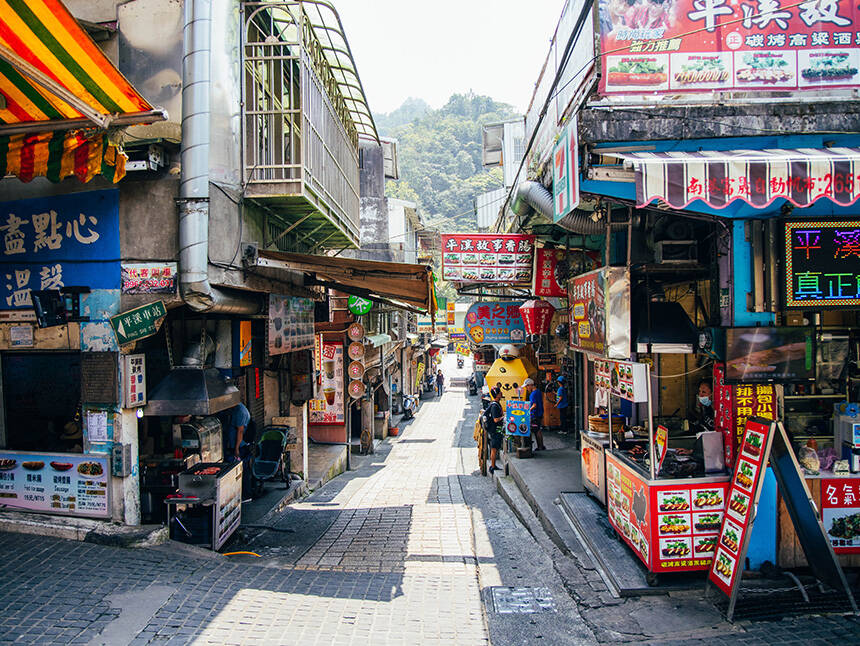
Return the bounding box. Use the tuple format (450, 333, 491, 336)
(618, 148, 860, 211)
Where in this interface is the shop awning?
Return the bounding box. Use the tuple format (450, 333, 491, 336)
(365, 333, 392, 348)
(617, 148, 860, 211)
(245, 248, 436, 315)
(406, 333, 419, 344)
(430, 339, 448, 349)
(0, 0, 165, 182)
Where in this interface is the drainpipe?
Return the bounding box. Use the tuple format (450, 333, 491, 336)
(511, 180, 629, 235)
(179, 0, 260, 315)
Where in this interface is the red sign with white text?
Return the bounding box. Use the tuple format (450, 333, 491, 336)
(821, 478, 860, 554)
(713, 364, 735, 468)
(598, 0, 860, 96)
(708, 417, 774, 596)
(441, 234, 534, 284)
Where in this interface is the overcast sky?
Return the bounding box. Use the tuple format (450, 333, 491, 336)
(334, 0, 565, 117)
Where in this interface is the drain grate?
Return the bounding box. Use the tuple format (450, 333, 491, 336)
(490, 587, 556, 614)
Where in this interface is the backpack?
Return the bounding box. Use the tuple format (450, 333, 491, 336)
(480, 402, 498, 432)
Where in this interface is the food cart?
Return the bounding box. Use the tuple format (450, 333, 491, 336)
(588, 357, 731, 580)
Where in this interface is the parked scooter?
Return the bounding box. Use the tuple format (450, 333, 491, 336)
(467, 374, 478, 396)
(457, 356, 464, 369)
(402, 393, 418, 420)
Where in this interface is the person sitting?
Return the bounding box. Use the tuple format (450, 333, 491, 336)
(689, 378, 715, 433)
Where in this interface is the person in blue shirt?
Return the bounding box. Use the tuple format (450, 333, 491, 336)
(225, 402, 251, 462)
(524, 378, 546, 451)
(556, 375, 569, 434)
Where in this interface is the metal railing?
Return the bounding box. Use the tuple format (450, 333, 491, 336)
(241, 2, 360, 239)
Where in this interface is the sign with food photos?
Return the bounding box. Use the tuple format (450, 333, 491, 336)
(268, 294, 314, 356)
(605, 453, 730, 572)
(440, 234, 534, 284)
(708, 418, 775, 598)
(504, 400, 531, 437)
(733, 383, 774, 458)
(821, 478, 860, 554)
(598, 0, 860, 96)
(0, 451, 109, 518)
(309, 342, 344, 426)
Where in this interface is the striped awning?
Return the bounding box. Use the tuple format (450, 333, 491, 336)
(619, 148, 860, 211)
(0, 0, 165, 182)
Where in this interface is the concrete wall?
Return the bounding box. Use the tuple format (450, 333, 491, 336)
(359, 141, 385, 199)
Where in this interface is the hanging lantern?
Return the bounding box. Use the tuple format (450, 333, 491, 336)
(519, 299, 555, 336)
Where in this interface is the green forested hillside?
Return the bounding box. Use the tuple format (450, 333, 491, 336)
(377, 92, 516, 232)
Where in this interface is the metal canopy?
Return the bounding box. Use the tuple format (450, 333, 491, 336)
(245, 247, 435, 314)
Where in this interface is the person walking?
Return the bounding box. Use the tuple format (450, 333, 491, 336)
(485, 386, 505, 473)
(524, 378, 546, 451)
(556, 375, 569, 434)
(435, 370, 444, 397)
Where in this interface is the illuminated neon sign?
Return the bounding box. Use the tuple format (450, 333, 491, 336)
(784, 220, 860, 309)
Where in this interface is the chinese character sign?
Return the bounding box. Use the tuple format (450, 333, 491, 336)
(505, 400, 531, 437)
(121, 262, 177, 295)
(441, 234, 534, 284)
(732, 384, 774, 456)
(598, 0, 860, 96)
(465, 301, 526, 345)
(784, 219, 860, 308)
(713, 363, 736, 468)
(310, 341, 345, 426)
(534, 249, 568, 297)
(552, 120, 580, 222)
(0, 190, 120, 309)
(821, 478, 860, 554)
(569, 269, 606, 354)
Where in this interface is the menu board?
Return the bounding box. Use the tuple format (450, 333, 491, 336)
(0, 451, 109, 518)
(268, 294, 315, 356)
(607, 453, 729, 572)
(594, 359, 648, 402)
(821, 478, 860, 554)
(598, 0, 860, 96)
(310, 342, 345, 426)
(708, 418, 775, 595)
(441, 234, 534, 284)
(733, 384, 774, 460)
(569, 269, 605, 353)
(784, 220, 860, 309)
(464, 301, 526, 345)
(504, 400, 531, 437)
(214, 462, 242, 550)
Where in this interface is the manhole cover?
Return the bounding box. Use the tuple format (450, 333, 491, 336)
(490, 587, 556, 613)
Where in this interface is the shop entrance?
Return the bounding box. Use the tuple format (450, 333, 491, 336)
(2, 352, 81, 452)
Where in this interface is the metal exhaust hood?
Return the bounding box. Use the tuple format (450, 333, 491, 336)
(634, 301, 697, 354)
(143, 367, 240, 416)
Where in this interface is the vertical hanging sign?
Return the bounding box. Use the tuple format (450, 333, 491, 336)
(552, 120, 580, 223)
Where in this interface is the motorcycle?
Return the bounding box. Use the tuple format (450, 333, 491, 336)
(467, 374, 478, 396)
(402, 393, 418, 420)
(457, 356, 464, 369)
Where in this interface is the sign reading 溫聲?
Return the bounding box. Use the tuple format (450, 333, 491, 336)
(505, 400, 531, 437)
(465, 301, 526, 345)
(121, 262, 177, 295)
(784, 219, 860, 308)
(110, 301, 167, 345)
(0, 451, 109, 518)
(598, 0, 860, 97)
(0, 189, 120, 309)
(441, 234, 534, 284)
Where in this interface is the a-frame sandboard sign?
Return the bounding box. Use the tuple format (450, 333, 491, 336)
(707, 416, 858, 621)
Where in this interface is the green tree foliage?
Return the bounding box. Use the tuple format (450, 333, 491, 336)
(378, 92, 515, 232)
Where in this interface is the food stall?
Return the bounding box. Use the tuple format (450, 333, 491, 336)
(590, 357, 732, 578)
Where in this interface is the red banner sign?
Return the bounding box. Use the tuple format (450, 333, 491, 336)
(708, 418, 774, 596)
(598, 0, 860, 96)
(713, 364, 735, 468)
(441, 234, 534, 284)
(534, 248, 568, 297)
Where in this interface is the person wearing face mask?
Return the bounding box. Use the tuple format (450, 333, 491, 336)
(689, 378, 715, 433)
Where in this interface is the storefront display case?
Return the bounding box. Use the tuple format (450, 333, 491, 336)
(167, 461, 242, 550)
(591, 357, 732, 575)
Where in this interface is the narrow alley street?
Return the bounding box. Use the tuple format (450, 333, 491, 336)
(0, 357, 858, 645)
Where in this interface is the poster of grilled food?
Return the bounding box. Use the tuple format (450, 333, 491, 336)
(0, 452, 109, 518)
(440, 234, 534, 284)
(799, 50, 860, 87)
(670, 53, 731, 90)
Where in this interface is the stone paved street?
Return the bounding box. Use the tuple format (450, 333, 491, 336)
(0, 358, 859, 644)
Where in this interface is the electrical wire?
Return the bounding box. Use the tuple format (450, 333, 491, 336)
(653, 361, 713, 379)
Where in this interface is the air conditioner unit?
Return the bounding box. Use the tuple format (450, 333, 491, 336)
(655, 240, 697, 263)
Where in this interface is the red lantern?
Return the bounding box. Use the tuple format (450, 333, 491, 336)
(519, 299, 555, 336)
